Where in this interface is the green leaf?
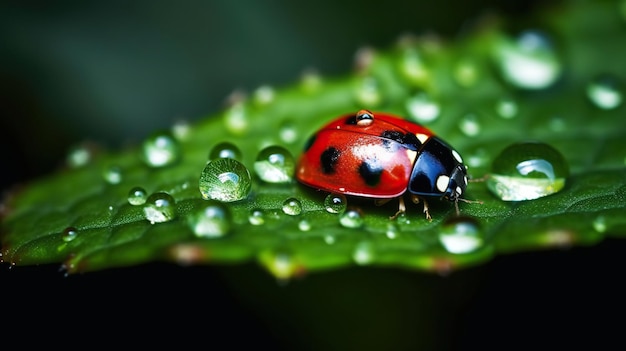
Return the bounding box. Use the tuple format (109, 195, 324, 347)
(2, 0, 626, 279)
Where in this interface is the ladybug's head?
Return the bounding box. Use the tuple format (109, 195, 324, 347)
(441, 164, 468, 203)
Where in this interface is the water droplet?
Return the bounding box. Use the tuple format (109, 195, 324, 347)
(66, 144, 92, 168)
(300, 68, 322, 93)
(406, 91, 440, 123)
(62, 227, 78, 242)
(324, 194, 347, 214)
(495, 30, 562, 90)
(386, 222, 399, 239)
(209, 142, 242, 161)
(279, 120, 299, 144)
(339, 208, 364, 228)
(141, 131, 181, 167)
(143, 192, 176, 224)
(187, 202, 231, 238)
(254, 145, 295, 183)
(199, 158, 252, 202)
(253, 85, 275, 105)
(495, 97, 518, 119)
(453, 59, 480, 87)
(459, 114, 481, 137)
(399, 47, 428, 84)
(593, 216, 607, 233)
(487, 141, 569, 201)
(103, 165, 122, 184)
(224, 101, 249, 134)
(171, 119, 191, 140)
(298, 219, 311, 231)
(439, 216, 484, 254)
(249, 209, 265, 225)
(466, 148, 489, 169)
(353, 241, 374, 265)
(354, 76, 382, 107)
(127, 186, 148, 206)
(324, 235, 336, 245)
(586, 74, 623, 110)
(282, 197, 302, 216)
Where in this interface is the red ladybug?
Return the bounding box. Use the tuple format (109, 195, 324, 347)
(296, 109, 470, 220)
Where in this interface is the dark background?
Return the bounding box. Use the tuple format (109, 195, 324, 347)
(1, 1, 623, 349)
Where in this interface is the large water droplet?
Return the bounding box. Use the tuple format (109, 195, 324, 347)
(143, 192, 176, 224)
(188, 202, 231, 238)
(199, 158, 252, 202)
(324, 194, 347, 214)
(127, 186, 148, 205)
(282, 197, 303, 216)
(141, 131, 181, 167)
(254, 145, 295, 183)
(406, 91, 440, 123)
(495, 30, 562, 90)
(209, 142, 243, 162)
(487, 141, 569, 201)
(439, 216, 484, 254)
(339, 208, 364, 228)
(586, 74, 623, 110)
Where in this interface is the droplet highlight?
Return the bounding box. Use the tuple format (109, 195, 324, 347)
(282, 197, 303, 216)
(487, 141, 569, 201)
(128, 186, 148, 205)
(62, 227, 78, 242)
(199, 158, 252, 202)
(324, 194, 347, 214)
(254, 145, 295, 183)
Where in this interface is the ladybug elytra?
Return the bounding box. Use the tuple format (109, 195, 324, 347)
(296, 110, 471, 220)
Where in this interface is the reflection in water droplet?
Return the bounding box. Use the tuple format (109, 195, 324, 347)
(254, 145, 295, 183)
(340, 208, 364, 228)
(128, 186, 148, 205)
(495, 30, 562, 90)
(487, 141, 569, 201)
(62, 227, 78, 242)
(406, 91, 440, 123)
(586, 74, 623, 110)
(439, 216, 484, 254)
(143, 192, 176, 224)
(103, 165, 122, 184)
(324, 194, 347, 214)
(141, 131, 181, 167)
(209, 142, 242, 162)
(199, 158, 252, 202)
(282, 197, 303, 216)
(459, 114, 481, 137)
(188, 202, 231, 238)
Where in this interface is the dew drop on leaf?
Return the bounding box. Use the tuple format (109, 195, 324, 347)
(353, 241, 374, 265)
(143, 192, 176, 224)
(339, 208, 364, 228)
(487, 141, 569, 201)
(439, 216, 484, 254)
(127, 186, 148, 205)
(187, 202, 231, 238)
(199, 158, 251, 202)
(459, 114, 481, 137)
(62, 227, 78, 242)
(324, 194, 347, 214)
(278, 120, 298, 144)
(209, 142, 243, 162)
(586, 73, 623, 110)
(282, 197, 303, 216)
(298, 219, 311, 231)
(103, 165, 122, 184)
(254, 145, 295, 183)
(249, 209, 265, 226)
(406, 91, 440, 123)
(141, 131, 181, 168)
(224, 102, 249, 134)
(453, 58, 480, 87)
(354, 76, 382, 106)
(66, 144, 92, 168)
(253, 85, 275, 106)
(495, 97, 519, 119)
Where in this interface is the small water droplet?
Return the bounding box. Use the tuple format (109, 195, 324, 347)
(399, 47, 428, 84)
(459, 114, 481, 137)
(188, 202, 231, 238)
(66, 144, 93, 168)
(224, 100, 249, 134)
(495, 97, 519, 119)
(282, 197, 303, 216)
(339, 208, 364, 228)
(128, 186, 148, 205)
(253, 85, 275, 105)
(103, 165, 122, 184)
(439, 216, 484, 254)
(453, 58, 480, 87)
(354, 76, 382, 107)
(324, 235, 336, 245)
(254, 145, 295, 183)
(298, 219, 311, 231)
(386, 222, 399, 239)
(199, 158, 252, 202)
(324, 194, 347, 214)
(249, 209, 265, 225)
(586, 74, 623, 110)
(279, 120, 299, 144)
(143, 192, 176, 224)
(593, 216, 607, 233)
(353, 241, 374, 265)
(487, 141, 569, 201)
(171, 119, 191, 140)
(141, 131, 181, 167)
(406, 91, 440, 123)
(209, 142, 243, 162)
(495, 30, 562, 90)
(62, 227, 78, 242)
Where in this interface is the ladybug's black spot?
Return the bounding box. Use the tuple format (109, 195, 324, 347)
(359, 161, 383, 187)
(380, 130, 420, 151)
(303, 135, 316, 152)
(320, 147, 341, 174)
(345, 115, 358, 125)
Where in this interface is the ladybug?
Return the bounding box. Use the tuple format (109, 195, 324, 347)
(296, 109, 471, 220)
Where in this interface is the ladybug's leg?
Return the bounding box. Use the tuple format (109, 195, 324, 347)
(410, 194, 431, 221)
(388, 196, 406, 220)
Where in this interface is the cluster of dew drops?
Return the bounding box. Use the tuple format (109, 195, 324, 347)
(60, 26, 623, 260)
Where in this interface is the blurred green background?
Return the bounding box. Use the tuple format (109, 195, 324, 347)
(3, 1, 624, 350)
